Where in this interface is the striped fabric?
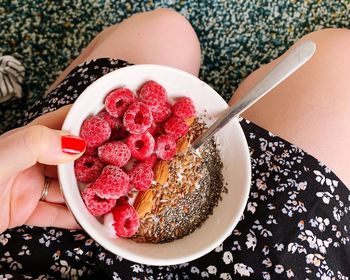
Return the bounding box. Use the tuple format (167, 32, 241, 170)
(0, 55, 25, 103)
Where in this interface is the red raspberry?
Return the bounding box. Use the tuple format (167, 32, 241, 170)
(93, 165, 130, 199)
(126, 132, 154, 160)
(172, 97, 196, 120)
(82, 185, 116, 216)
(80, 116, 111, 148)
(98, 141, 131, 167)
(105, 87, 135, 118)
(163, 117, 189, 139)
(155, 134, 177, 160)
(151, 102, 172, 123)
(128, 163, 154, 191)
(97, 110, 128, 140)
(97, 109, 118, 127)
(112, 203, 139, 238)
(123, 101, 153, 134)
(141, 154, 157, 168)
(147, 122, 163, 138)
(74, 155, 104, 183)
(138, 80, 167, 109)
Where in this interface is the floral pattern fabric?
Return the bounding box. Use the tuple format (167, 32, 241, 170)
(1, 58, 349, 280)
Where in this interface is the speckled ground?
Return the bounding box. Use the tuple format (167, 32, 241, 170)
(0, 0, 349, 133)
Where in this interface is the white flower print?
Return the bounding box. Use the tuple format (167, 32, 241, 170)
(219, 272, 232, 280)
(296, 181, 307, 191)
(337, 271, 350, 280)
(282, 195, 307, 217)
(316, 191, 333, 204)
(98, 252, 106, 261)
(274, 264, 284, 273)
(73, 247, 83, 256)
(112, 272, 122, 280)
(190, 266, 200, 274)
(252, 220, 272, 238)
(201, 271, 210, 278)
(105, 258, 114, 265)
(245, 230, 257, 251)
(215, 243, 223, 252)
(145, 268, 153, 274)
(22, 234, 32, 241)
(309, 216, 330, 232)
(262, 271, 271, 280)
(287, 242, 307, 254)
(314, 170, 325, 185)
(178, 262, 189, 268)
(333, 206, 344, 222)
(306, 253, 324, 267)
(51, 260, 85, 280)
(298, 230, 332, 254)
(18, 245, 30, 256)
(231, 240, 241, 251)
(259, 138, 268, 152)
(0, 233, 11, 246)
(222, 251, 233, 264)
(131, 264, 143, 273)
(234, 263, 254, 277)
(207, 265, 217, 275)
(286, 269, 295, 278)
(274, 243, 284, 251)
(267, 203, 276, 210)
(262, 258, 272, 268)
(0, 274, 13, 280)
(247, 201, 257, 214)
(38, 229, 63, 247)
(266, 215, 277, 225)
(0, 251, 22, 270)
(262, 245, 269, 255)
(256, 178, 267, 191)
(53, 250, 61, 261)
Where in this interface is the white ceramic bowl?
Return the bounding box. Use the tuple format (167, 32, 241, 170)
(58, 64, 251, 266)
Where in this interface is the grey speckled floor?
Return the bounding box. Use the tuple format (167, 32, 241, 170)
(1, 0, 349, 132)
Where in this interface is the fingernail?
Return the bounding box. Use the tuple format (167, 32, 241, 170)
(61, 135, 86, 155)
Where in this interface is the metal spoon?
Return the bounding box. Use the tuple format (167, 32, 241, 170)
(190, 40, 316, 151)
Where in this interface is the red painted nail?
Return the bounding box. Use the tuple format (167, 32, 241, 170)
(61, 135, 86, 155)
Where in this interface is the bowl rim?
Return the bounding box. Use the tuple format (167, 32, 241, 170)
(58, 63, 251, 266)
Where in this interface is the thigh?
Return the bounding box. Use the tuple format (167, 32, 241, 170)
(229, 28, 350, 188)
(47, 8, 201, 92)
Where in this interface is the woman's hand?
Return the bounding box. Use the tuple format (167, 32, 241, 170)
(0, 105, 86, 234)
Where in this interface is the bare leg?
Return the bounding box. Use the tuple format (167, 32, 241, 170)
(229, 28, 350, 188)
(47, 8, 201, 92)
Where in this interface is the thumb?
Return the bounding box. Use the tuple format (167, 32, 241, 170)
(0, 125, 86, 181)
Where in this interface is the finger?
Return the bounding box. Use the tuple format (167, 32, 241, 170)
(0, 105, 72, 140)
(26, 201, 81, 230)
(42, 178, 65, 204)
(0, 125, 86, 181)
(29, 105, 72, 129)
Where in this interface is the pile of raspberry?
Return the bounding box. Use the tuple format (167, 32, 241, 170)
(74, 80, 196, 238)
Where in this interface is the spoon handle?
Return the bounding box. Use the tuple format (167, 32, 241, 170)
(190, 40, 316, 151)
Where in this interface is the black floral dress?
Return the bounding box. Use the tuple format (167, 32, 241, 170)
(1, 59, 349, 280)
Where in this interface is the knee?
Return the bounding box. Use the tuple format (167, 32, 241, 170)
(129, 8, 201, 75)
(137, 8, 196, 34)
(139, 8, 200, 51)
(300, 28, 350, 62)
